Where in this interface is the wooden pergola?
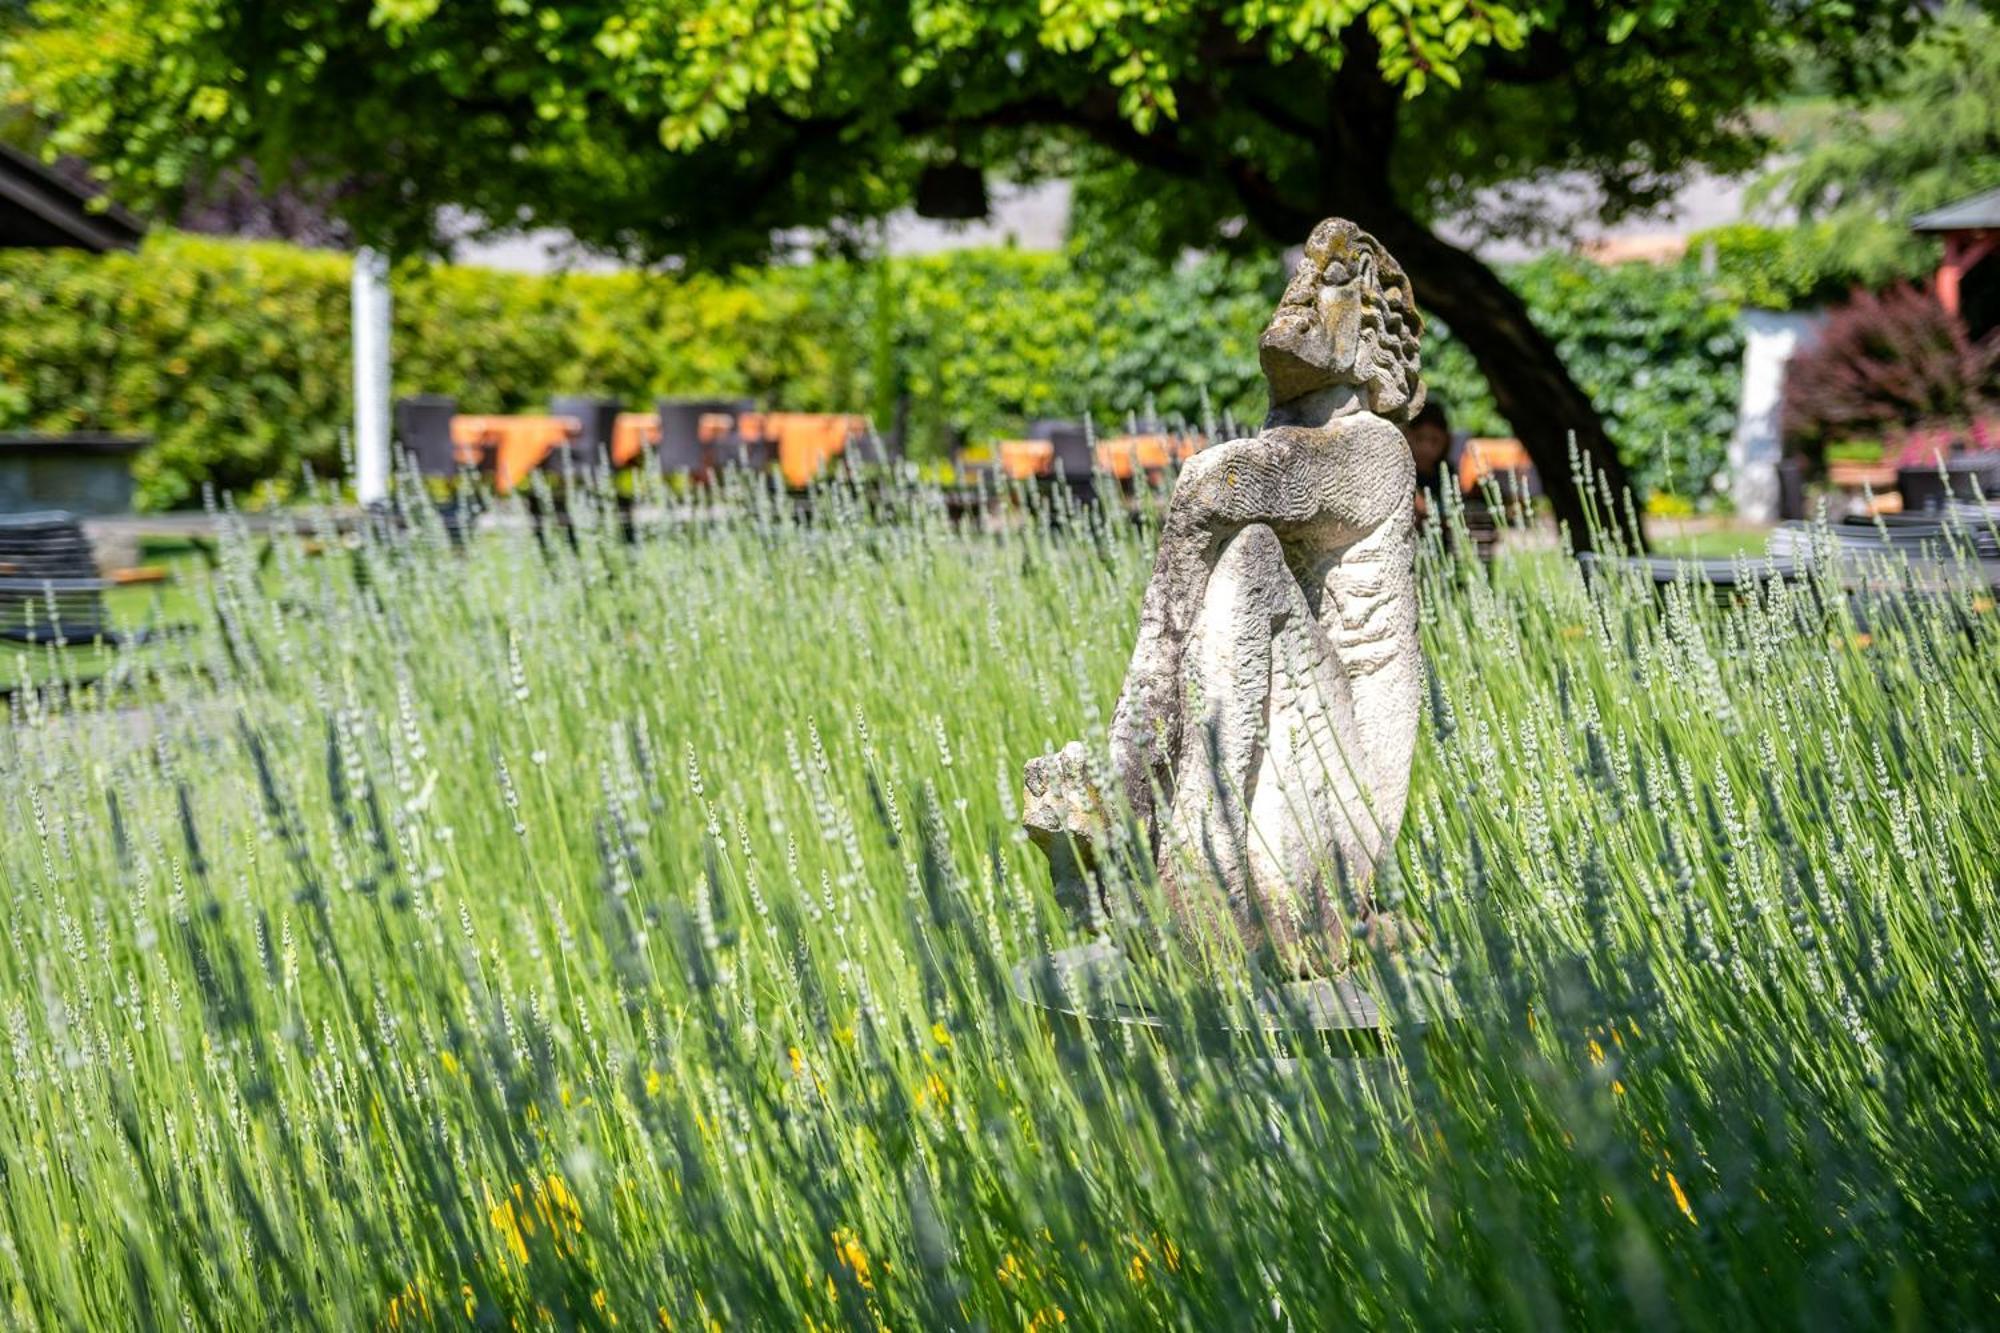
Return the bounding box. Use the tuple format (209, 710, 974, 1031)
(0, 142, 144, 252)
(1913, 186, 2000, 337)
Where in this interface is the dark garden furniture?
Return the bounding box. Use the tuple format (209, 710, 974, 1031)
(1899, 455, 2000, 513)
(654, 398, 746, 476)
(547, 396, 623, 472)
(450, 415, 580, 492)
(1582, 515, 2000, 597)
(0, 510, 138, 645)
(1033, 419, 1095, 481)
(393, 395, 460, 476)
(1576, 550, 1810, 593)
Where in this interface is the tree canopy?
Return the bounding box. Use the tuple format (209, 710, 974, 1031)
(1, 0, 1934, 536)
(1759, 1, 2000, 286)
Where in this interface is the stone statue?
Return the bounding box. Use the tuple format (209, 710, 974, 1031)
(1024, 218, 1426, 977)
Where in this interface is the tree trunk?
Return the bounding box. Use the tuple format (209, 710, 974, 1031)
(1358, 208, 1643, 550)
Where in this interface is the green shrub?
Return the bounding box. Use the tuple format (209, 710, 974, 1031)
(0, 234, 847, 509)
(1424, 254, 1746, 500)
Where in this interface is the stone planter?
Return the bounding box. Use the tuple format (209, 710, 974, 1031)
(0, 433, 147, 516)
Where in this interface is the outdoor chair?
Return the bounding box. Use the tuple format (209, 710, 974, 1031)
(1041, 420, 1098, 508)
(547, 396, 622, 472)
(0, 510, 179, 646)
(1899, 456, 2000, 513)
(655, 397, 744, 476)
(394, 395, 461, 476)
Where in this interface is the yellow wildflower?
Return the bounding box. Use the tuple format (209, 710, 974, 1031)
(833, 1227, 874, 1290)
(439, 1050, 460, 1075)
(1028, 1306, 1067, 1329)
(1667, 1171, 1697, 1225)
(489, 1196, 529, 1266)
(1128, 1252, 1148, 1284)
(541, 1173, 585, 1235)
(931, 1022, 952, 1047)
(645, 1068, 663, 1098)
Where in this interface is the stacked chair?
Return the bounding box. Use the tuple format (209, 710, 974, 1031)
(0, 510, 119, 645)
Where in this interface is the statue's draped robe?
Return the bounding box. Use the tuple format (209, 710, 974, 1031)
(1107, 412, 1419, 966)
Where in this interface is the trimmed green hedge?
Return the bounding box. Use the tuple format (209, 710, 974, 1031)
(0, 230, 1776, 509)
(0, 234, 843, 508)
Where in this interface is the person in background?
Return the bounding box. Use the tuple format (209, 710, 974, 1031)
(1403, 398, 1454, 520)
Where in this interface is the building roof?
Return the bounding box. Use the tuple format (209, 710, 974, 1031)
(0, 142, 145, 251)
(1912, 187, 2000, 233)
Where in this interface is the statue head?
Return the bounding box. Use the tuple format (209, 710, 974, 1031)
(1259, 218, 1425, 422)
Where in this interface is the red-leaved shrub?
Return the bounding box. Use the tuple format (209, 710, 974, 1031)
(1781, 285, 2000, 465)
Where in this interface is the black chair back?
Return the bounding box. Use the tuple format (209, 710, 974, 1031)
(1043, 422, 1094, 481)
(1899, 455, 2000, 513)
(655, 398, 740, 475)
(548, 396, 622, 470)
(393, 395, 459, 476)
(1776, 457, 1807, 521)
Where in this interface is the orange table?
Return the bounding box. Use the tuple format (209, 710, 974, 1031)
(614, 411, 869, 487)
(450, 415, 581, 492)
(1458, 436, 1536, 494)
(763, 413, 869, 488)
(609, 411, 736, 468)
(995, 434, 1208, 481)
(610, 412, 659, 467)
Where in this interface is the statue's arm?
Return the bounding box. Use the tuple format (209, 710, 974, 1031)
(1107, 435, 1313, 821)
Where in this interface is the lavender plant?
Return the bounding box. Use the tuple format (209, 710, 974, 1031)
(0, 469, 1995, 1330)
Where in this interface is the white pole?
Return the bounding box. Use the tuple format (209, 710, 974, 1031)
(352, 246, 392, 506)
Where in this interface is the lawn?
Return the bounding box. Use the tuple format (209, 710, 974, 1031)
(0, 483, 1995, 1330)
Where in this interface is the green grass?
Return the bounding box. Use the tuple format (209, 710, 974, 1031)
(1, 478, 1997, 1330)
(1645, 526, 1772, 559)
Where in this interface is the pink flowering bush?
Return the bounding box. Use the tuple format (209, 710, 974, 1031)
(1781, 284, 1999, 467)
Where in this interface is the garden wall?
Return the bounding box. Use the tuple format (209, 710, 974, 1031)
(0, 228, 1837, 510)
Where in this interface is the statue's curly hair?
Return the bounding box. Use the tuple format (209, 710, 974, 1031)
(1263, 218, 1426, 424)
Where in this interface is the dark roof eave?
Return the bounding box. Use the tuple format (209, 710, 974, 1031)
(0, 142, 146, 252)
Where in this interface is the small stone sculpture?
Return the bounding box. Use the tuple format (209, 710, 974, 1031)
(1024, 218, 1425, 975)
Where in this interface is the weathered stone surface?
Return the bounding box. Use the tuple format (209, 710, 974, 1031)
(1025, 218, 1426, 976)
(1021, 741, 1112, 923)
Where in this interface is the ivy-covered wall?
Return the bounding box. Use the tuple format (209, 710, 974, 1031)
(0, 230, 1782, 510)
